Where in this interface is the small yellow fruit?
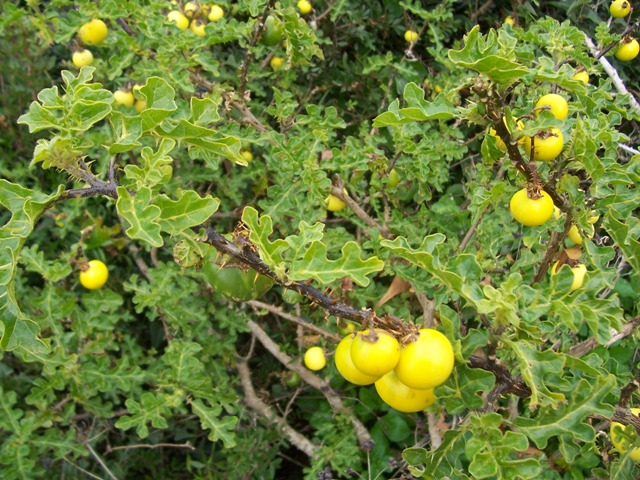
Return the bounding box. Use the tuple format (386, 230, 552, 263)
(270, 56, 284, 70)
(297, 0, 313, 14)
(167, 10, 189, 30)
(387, 168, 399, 188)
(325, 189, 348, 212)
(567, 224, 582, 245)
(135, 98, 146, 113)
(190, 20, 207, 37)
(241, 150, 253, 163)
(552, 262, 587, 292)
(615, 38, 640, 62)
(504, 16, 515, 26)
(184, 1, 199, 17)
(535, 93, 569, 120)
(208, 5, 224, 21)
(404, 30, 419, 43)
(113, 89, 135, 108)
(72, 49, 94, 68)
(78, 19, 108, 46)
(610, 0, 632, 18)
(610, 408, 640, 462)
(304, 346, 326, 371)
(79, 260, 109, 290)
(572, 71, 589, 84)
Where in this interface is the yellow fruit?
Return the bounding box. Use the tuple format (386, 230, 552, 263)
(297, 0, 312, 14)
(113, 89, 134, 108)
(394, 329, 455, 390)
(184, 1, 199, 17)
(79, 260, 109, 290)
(270, 56, 284, 70)
(535, 93, 569, 120)
(167, 10, 189, 30)
(350, 328, 401, 377)
(135, 98, 146, 113)
(208, 5, 224, 21)
(375, 370, 436, 413)
(567, 225, 582, 245)
(325, 189, 348, 212)
(504, 16, 515, 26)
(552, 262, 587, 292)
(241, 150, 253, 163)
(304, 346, 326, 371)
(190, 20, 207, 37)
(72, 49, 93, 68)
(610, 0, 632, 18)
(404, 30, 419, 43)
(78, 19, 108, 46)
(615, 38, 640, 62)
(334, 335, 380, 386)
(572, 71, 589, 84)
(610, 408, 640, 461)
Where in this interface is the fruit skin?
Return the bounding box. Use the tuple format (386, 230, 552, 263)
(552, 262, 587, 292)
(387, 168, 399, 188)
(404, 30, 419, 43)
(325, 189, 348, 212)
(535, 94, 569, 120)
(167, 11, 189, 30)
(134, 98, 146, 113)
(113, 89, 134, 108)
(394, 328, 455, 390)
(567, 224, 582, 245)
(510, 188, 555, 227)
(190, 20, 207, 37)
(304, 346, 326, 371)
(261, 15, 284, 46)
(270, 56, 284, 70)
(78, 19, 108, 46)
(208, 5, 224, 21)
(241, 150, 253, 163)
(334, 335, 380, 385)
(524, 128, 564, 162)
(489, 118, 525, 151)
(204, 261, 274, 301)
(79, 260, 109, 290)
(72, 49, 93, 68)
(610, 408, 640, 461)
(504, 16, 515, 26)
(375, 370, 436, 413)
(350, 328, 401, 377)
(572, 71, 589, 84)
(297, 0, 312, 14)
(615, 38, 640, 61)
(610, 0, 631, 18)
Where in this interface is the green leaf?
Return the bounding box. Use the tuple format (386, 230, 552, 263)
(505, 341, 567, 409)
(154, 190, 219, 235)
(403, 429, 471, 479)
(437, 363, 495, 414)
(288, 241, 384, 287)
(116, 186, 163, 247)
(603, 214, 640, 274)
(109, 112, 143, 154)
(399, 83, 457, 121)
(115, 392, 173, 438)
(242, 207, 289, 273)
(448, 26, 528, 83)
(381, 236, 484, 304)
(190, 399, 238, 448)
(514, 376, 616, 449)
(137, 77, 178, 132)
(123, 138, 175, 191)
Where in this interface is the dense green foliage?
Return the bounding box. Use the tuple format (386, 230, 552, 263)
(1, 0, 639, 478)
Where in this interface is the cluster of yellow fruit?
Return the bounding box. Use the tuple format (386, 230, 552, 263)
(610, 1, 639, 61)
(333, 328, 455, 413)
(72, 19, 109, 68)
(113, 84, 146, 113)
(167, 2, 225, 37)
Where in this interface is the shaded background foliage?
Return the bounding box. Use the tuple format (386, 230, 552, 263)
(1, 0, 639, 479)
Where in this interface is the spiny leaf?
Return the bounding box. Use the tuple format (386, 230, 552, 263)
(116, 186, 163, 247)
(154, 190, 219, 235)
(190, 399, 238, 448)
(242, 207, 288, 273)
(115, 392, 172, 438)
(288, 240, 384, 287)
(123, 138, 175, 191)
(514, 376, 616, 449)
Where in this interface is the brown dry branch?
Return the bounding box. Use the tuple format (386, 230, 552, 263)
(330, 181, 391, 239)
(247, 300, 342, 342)
(247, 319, 373, 448)
(568, 315, 640, 357)
(236, 359, 318, 457)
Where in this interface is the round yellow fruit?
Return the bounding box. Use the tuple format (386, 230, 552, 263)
(504, 16, 515, 26)
(552, 262, 587, 292)
(325, 189, 348, 212)
(572, 71, 589, 84)
(113, 89, 134, 108)
(350, 328, 400, 377)
(241, 150, 253, 163)
(167, 10, 189, 30)
(404, 30, 419, 43)
(270, 56, 284, 70)
(79, 260, 109, 290)
(567, 224, 582, 245)
(610, 408, 640, 461)
(208, 5, 224, 21)
(135, 98, 147, 113)
(78, 19, 108, 46)
(304, 346, 326, 371)
(394, 328, 455, 390)
(190, 20, 207, 37)
(535, 93, 569, 120)
(72, 49, 93, 68)
(375, 370, 436, 413)
(297, 0, 312, 14)
(334, 335, 380, 385)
